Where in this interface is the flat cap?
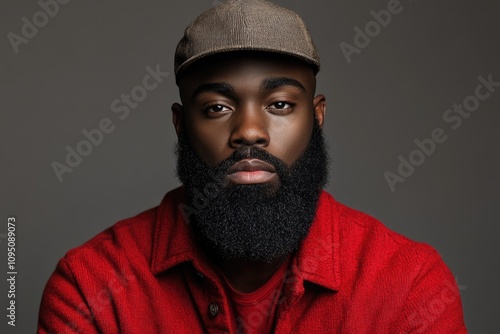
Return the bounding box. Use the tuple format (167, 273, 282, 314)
(174, 0, 320, 81)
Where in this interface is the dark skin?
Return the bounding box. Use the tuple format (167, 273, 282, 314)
(172, 52, 327, 293)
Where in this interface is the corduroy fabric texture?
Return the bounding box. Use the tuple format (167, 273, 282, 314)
(174, 0, 320, 81)
(38, 188, 467, 333)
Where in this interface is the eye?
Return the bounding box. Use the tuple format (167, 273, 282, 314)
(203, 104, 231, 113)
(268, 101, 294, 110)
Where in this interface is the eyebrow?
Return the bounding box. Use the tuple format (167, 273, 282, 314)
(262, 77, 306, 92)
(191, 83, 235, 101)
(190, 77, 306, 101)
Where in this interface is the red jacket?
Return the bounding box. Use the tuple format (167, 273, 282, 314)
(38, 188, 467, 333)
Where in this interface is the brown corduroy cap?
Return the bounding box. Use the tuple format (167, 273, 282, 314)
(174, 0, 320, 82)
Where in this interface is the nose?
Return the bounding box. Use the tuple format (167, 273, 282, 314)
(229, 105, 270, 148)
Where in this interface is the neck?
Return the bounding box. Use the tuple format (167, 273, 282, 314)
(215, 255, 289, 293)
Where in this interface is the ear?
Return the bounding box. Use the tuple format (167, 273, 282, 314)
(171, 103, 184, 136)
(313, 94, 326, 128)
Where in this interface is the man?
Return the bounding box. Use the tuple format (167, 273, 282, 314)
(38, 0, 467, 333)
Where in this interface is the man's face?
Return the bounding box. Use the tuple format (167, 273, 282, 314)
(172, 52, 328, 262)
(173, 52, 326, 175)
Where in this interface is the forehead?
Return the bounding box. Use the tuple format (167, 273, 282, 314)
(178, 52, 316, 100)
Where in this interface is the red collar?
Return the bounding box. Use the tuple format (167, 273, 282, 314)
(150, 187, 341, 292)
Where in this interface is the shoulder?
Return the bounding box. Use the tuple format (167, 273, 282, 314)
(319, 191, 466, 332)
(61, 187, 183, 276)
(70, 207, 155, 252)
(59, 206, 156, 280)
(320, 191, 447, 276)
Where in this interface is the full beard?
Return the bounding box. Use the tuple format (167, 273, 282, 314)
(175, 120, 329, 263)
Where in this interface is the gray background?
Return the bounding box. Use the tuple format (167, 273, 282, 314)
(1, 0, 499, 332)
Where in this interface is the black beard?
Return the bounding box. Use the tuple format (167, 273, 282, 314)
(175, 120, 329, 263)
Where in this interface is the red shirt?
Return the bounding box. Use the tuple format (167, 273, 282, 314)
(38, 187, 467, 333)
(223, 255, 291, 334)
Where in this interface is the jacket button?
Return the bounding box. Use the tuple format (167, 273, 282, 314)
(209, 303, 219, 317)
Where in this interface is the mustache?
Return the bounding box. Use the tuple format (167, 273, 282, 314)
(213, 146, 289, 176)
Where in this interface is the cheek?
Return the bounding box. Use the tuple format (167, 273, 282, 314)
(268, 111, 313, 166)
(186, 119, 230, 167)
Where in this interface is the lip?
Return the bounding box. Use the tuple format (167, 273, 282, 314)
(227, 159, 277, 184)
(227, 159, 276, 174)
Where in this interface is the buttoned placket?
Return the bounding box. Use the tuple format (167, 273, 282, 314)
(185, 264, 238, 333)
